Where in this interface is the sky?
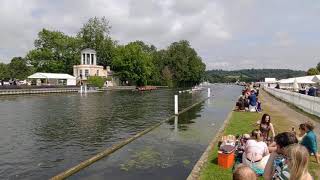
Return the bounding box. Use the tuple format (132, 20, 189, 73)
(0, 0, 319, 70)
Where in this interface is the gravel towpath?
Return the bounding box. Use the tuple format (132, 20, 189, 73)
(260, 89, 320, 146)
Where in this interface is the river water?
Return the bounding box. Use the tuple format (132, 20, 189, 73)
(0, 84, 241, 179)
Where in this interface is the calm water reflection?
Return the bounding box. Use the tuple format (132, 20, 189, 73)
(0, 88, 206, 179)
(73, 84, 241, 180)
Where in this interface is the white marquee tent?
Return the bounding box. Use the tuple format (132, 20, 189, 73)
(312, 75, 320, 83)
(278, 76, 315, 89)
(28, 73, 76, 86)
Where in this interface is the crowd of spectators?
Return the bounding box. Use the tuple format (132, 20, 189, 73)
(235, 83, 261, 112)
(231, 85, 319, 180)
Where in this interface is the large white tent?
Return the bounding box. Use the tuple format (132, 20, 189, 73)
(263, 78, 278, 88)
(312, 75, 320, 83)
(278, 76, 315, 89)
(28, 73, 76, 86)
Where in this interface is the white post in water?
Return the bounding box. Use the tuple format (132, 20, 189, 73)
(80, 85, 83, 94)
(208, 88, 211, 97)
(84, 84, 87, 94)
(174, 116, 178, 132)
(174, 95, 178, 115)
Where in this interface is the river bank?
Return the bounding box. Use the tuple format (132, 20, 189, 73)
(191, 89, 320, 180)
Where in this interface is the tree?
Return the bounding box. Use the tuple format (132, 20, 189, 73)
(162, 66, 173, 87)
(26, 29, 81, 74)
(112, 43, 154, 86)
(0, 63, 9, 80)
(77, 17, 115, 67)
(165, 40, 206, 86)
(316, 62, 320, 72)
(8, 57, 32, 80)
(307, 68, 319, 75)
(87, 76, 106, 88)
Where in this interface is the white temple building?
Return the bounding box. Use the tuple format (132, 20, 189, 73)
(73, 48, 113, 86)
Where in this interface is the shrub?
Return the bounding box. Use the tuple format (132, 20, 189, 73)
(87, 76, 106, 88)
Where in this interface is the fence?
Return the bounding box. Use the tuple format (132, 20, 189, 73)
(0, 87, 79, 95)
(264, 87, 320, 117)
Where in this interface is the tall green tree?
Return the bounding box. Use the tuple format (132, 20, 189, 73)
(307, 68, 319, 75)
(8, 57, 32, 79)
(112, 43, 154, 86)
(0, 63, 9, 80)
(77, 17, 116, 67)
(26, 29, 81, 74)
(316, 62, 320, 72)
(165, 40, 206, 86)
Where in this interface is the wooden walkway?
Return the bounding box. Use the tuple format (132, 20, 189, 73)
(0, 87, 79, 95)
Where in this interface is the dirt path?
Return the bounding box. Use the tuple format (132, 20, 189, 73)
(260, 89, 320, 146)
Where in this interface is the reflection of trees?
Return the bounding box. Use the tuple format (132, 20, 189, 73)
(167, 103, 204, 131)
(34, 90, 176, 145)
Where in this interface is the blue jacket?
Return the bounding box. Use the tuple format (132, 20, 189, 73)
(308, 87, 316, 96)
(301, 130, 318, 154)
(248, 94, 257, 106)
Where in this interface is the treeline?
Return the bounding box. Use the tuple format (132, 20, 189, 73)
(0, 17, 206, 87)
(307, 63, 320, 75)
(206, 69, 306, 83)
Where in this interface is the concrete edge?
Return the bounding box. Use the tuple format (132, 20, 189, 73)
(186, 109, 234, 180)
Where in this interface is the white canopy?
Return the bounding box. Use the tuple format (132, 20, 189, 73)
(293, 79, 299, 91)
(28, 73, 76, 80)
(279, 76, 315, 84)
(264, 78, 277, 83)
(312, 75, 320, 83)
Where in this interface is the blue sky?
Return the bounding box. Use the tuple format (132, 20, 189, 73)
(0, 0, 319, 70)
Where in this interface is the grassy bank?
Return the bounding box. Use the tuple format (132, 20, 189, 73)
(199, 111, 259, 180)
(199, 110, 320, 180)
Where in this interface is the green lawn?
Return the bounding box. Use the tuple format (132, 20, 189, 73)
(199, 112, 260, 180)
(199, 111, 320, 180)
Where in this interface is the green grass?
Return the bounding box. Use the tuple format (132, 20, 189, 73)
(199, 110, 320, 180)
(200, 112, 260, 180)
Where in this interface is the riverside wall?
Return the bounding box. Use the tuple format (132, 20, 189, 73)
(264, 87, 320, 117)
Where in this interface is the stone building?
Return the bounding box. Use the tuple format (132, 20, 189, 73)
(73, 48, 113, 86)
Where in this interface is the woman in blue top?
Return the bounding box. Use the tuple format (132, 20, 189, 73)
(300, 121, 319, 163)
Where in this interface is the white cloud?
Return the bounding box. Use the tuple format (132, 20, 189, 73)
(273, 32, 295, 47)
(0, 0, 319, 70)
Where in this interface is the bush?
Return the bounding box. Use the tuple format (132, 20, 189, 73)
(87, 76, 106, 88)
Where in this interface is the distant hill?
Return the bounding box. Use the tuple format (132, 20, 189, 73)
(205, 69, 306, 83)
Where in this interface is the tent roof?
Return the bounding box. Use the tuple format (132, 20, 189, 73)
(312, 75, 320, 82)
(28, 73, 76, 79)
(264, 78, 277, 83)
(279, 76, 315, 84)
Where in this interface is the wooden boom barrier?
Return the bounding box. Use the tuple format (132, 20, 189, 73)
(51, 96, 210, 180)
